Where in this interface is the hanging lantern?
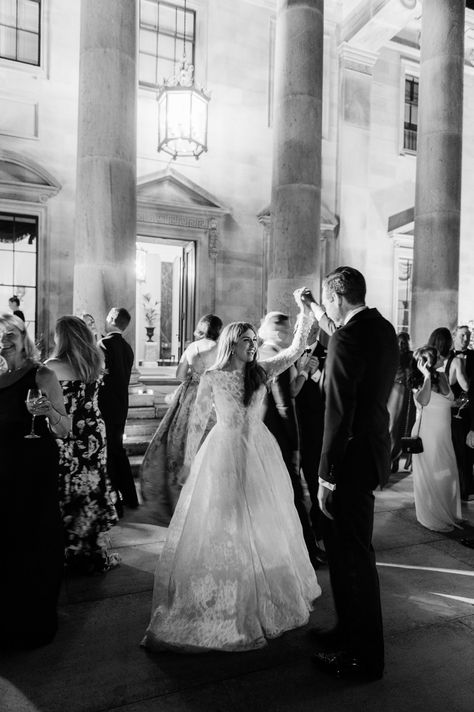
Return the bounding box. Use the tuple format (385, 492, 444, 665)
(157, 59, 210, 160)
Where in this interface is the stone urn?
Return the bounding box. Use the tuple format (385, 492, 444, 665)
(145, 326, 155, 342)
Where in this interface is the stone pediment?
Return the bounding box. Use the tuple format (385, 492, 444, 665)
(0, 149, 61, 203)
(137, 168, 229, 216)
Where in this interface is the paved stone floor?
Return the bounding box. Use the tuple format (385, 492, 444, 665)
(1, 470, 474, 712)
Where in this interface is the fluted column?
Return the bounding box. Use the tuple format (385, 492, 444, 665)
(267, 0, 324, 314)
(411, 0, 465, 345)
(73, 0, 137, 341)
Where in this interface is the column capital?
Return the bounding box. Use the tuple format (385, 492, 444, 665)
(338, 43, 379, 75)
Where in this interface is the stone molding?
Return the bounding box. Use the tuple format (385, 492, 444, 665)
(339, 43, 379, 75)
(0, 149, 61, 203)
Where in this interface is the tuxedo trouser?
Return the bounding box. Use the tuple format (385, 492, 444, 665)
(451, 410, 474, 499)
(105, 421, 139, 507)
(322, 450, 384, 672)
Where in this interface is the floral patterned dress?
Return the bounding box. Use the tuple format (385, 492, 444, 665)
(57, 379, 118, 572)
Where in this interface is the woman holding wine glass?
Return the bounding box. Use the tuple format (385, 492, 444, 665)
(0, 313, 70, 649)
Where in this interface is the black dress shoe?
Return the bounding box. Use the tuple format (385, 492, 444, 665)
(308, 626, 344, 648)
(311, 651, 383, 681)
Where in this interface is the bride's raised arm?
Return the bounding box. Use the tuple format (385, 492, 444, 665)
(259, 288, 314, 381)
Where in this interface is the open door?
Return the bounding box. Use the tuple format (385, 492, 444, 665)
(136, 238, 196, 367)
(180, 241, 196, 350)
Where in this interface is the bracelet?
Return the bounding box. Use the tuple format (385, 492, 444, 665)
(48, 412, 62, 427)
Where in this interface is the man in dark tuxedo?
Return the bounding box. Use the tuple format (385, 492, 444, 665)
(305, 267, 398, 681)
(99, 308, 139, 514)
(258, 312, 323, 570)
(449, 325, 474, 502)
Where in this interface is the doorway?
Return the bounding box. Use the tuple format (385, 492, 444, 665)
(136, 237, 196, 368)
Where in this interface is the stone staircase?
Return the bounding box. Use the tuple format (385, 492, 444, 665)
(124, 380, 179, 479)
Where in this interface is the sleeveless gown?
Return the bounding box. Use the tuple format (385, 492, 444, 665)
(142, 314, 321, 653)
(0, 367, 64, 648)
(412, 390, 462, 532)
(57, 379, 118, 571)
(140, 348, 216, 524)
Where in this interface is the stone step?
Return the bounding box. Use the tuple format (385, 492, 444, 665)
(128, 393, 154, 407)
(124, 435, 149, 456)
(125, 420, 159, 437)
(126, 406, 156, 419)
(129, 454, 143, 478)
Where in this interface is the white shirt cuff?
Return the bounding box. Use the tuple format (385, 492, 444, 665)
(318, 477, 336, 491)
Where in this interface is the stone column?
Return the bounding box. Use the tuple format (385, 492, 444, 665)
(73, 0, 137, 344)
(267, 0, 324, 314)
(411, 0, 465, 345)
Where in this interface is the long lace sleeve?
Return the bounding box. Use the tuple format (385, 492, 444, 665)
(183, 371, 214, 467)
(260, 312, 314, 380)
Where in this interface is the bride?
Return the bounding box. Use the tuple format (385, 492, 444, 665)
(142, 288, 321, 653)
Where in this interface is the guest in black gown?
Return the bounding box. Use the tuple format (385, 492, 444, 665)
(0, 313, 70, 649)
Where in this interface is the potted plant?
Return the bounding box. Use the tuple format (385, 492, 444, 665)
(143, 293, 160, 342)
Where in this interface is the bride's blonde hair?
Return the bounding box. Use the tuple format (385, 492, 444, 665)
(210, 322, 266, 405)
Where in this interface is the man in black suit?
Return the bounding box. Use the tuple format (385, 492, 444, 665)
(450, 325, 474, 502)
(305, 267, 398, 681)
(99, 308, 139, 514)
(258, 312, 323, 570)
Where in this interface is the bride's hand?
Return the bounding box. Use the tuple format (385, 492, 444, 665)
(293, 287, 311, 314)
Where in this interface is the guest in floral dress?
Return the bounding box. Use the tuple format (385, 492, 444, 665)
(46, 316, 119, 573)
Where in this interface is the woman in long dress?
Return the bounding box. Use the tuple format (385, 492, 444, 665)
(142, 289, 321, 653)
(46, 316, 119, 573)
(140, 314, 222, 523)
(0, 313, 70, 648)
(411, 346, 462, 532)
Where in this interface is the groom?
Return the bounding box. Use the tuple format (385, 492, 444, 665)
(303, 267, 398, 681)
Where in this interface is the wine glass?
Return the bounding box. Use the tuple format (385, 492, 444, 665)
(454, 392, 469, 420)
(25, 387, 42, 439)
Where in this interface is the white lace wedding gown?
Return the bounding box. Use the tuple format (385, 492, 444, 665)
(142, 314, 321, 653)
(412, 391, 462, 532)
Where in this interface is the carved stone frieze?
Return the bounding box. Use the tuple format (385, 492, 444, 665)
(208, 217, 219, 259)
(136, 211, 208, 229)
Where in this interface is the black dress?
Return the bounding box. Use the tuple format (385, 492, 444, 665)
(0, 367, 64, 649)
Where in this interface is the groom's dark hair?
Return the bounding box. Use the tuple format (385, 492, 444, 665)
(323, 266, 366, 306)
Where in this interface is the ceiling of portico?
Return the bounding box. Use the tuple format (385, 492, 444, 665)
(339, 0, 474, 67)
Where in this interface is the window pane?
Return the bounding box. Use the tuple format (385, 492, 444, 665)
(14, 251, 36, 286)
(18, 0, 39, 32)
(141, 0, 158, 28)
(158, 4, 176, 34)
(139, 52, 157, 85)
(184, 40, 193, 64)
(19, 286, 35, 331)
(158, 58, 175, 83)
(140, 27, 157, 54)
(17, 29, 39, 64)
(0, 0, 16, 26)
(158, 32, 176, 61)
(14, 232, 37, 254)
(0, 25, 16, 59)
(185, 10, 194, 36)
(0, 251, 14, 284)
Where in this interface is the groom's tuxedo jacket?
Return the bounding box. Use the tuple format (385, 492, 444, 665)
(318, 307, 398, 489)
